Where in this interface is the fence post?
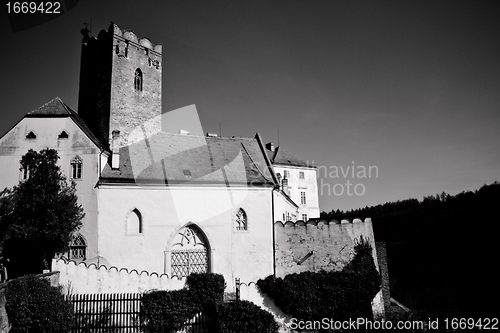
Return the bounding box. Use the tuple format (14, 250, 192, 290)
(235, 277, 240, 301)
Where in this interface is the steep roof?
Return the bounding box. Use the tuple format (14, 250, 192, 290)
(266, 146, 313, 168)
(24, 97, 107, 151)
(100, 133, 276, 186)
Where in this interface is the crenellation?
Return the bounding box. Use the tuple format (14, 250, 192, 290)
(274, 217, 376, 277)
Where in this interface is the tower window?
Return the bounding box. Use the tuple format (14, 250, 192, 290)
(71, 155, 83, 180)
(134, 68, 143, 91)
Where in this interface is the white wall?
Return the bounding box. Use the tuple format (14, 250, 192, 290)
(96, 185, 274, 290)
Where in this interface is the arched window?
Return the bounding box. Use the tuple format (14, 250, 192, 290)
(134, 68, 143, 91)
(25, 131, 36, 139)
(235, 208, 247, 231)
(69, 234, 87, 260)
(127, 208, 143, 234)
(171, 225, 209, 277)
(70, 155, 83, 180)
(58, 130, 69, 139)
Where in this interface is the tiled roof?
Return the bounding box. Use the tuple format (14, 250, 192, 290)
(24, 97, 107, 151)
(100, 133, 276, 186)
(266, 146, 312, 168)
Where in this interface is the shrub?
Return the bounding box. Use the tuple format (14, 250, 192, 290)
(257, 236, 381, 322)
(186, 272, 225, 307)
(5, 275, 73, 333)
(140, 289, 201, 333)
(215, 300, 279, 333)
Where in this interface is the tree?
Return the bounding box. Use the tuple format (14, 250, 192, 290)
(0, 148, 84, 277)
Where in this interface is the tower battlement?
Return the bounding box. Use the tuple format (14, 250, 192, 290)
(78, 22, 162, 150)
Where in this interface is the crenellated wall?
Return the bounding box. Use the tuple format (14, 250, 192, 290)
(274, 218, 377, 277)
(52, 258, 185, 294)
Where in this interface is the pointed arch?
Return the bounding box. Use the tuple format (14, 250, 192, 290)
(69, 233, 87, 260)
(235, 208, 247, 231)
(166, 223, 211, 278)
(126, 208, 143, 234)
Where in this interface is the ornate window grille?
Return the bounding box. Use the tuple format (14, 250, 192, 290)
(69, 234, 86, 260)
(235, 208, 247, 231)
(134, 68, 143, 91)
(170, 226, 209, 278)
(71, 155, 82, 180)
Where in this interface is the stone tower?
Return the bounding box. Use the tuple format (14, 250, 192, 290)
(77, 22, 162, 149)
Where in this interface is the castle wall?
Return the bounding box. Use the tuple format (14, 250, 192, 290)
(52, 258, 185, 294)
(274, 218, 377, 277)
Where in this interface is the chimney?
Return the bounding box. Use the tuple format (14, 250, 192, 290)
(111, 130, 121, 169)
(266, 142, 275, 152)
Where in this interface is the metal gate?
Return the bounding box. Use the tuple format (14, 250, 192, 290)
(171, 248, 208, 278)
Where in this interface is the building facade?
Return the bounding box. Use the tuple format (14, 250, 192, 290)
(0, 23, 324, 289)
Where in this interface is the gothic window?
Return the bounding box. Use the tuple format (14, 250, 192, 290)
(300, 191, 307, 205)
(127, 208, 143, 234)
(71, 156, 82, 180)
(25, 131, 36, 139)
(58, 130, 69, 139)
(69, 234, 87, 260)
(134, 68, 143, 91)
(171, 225, 209, 278)
(235, 208, 247, 231)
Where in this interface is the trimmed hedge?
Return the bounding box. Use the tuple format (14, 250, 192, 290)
(5, 275, 73, 333)
(257, 236, 381, 322)
(215, 300, 279, 333)
(140, 272, 279, 333)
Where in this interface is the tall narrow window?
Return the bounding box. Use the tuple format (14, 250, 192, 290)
(20, 165, 30, 180)
(300, 191, 307, 205)
(127, 208, 143, 234)
(235, 208, 247, 231)
(71, 156, 83, 180)
(69, 234, 87, 260)
(134, 68, 143, 91)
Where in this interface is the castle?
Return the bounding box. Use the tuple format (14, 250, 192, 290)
(0, 23, 379, 296)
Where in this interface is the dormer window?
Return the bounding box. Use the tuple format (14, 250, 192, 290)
(134, 68, 143, 91)
(25, 131, 36, 140)
(58, 130, 69, 139)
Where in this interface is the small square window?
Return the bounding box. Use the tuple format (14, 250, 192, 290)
(299, 171, 305, 179)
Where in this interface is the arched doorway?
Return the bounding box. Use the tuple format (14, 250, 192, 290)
(170, 225, 209, 278)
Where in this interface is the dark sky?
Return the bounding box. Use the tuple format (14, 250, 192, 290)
(1, 0, 499, 211)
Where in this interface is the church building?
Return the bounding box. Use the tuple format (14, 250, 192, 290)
(0, 23, 320, 288)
